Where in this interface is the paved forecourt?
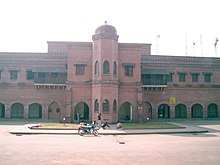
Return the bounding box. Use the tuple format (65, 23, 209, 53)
(2, 120, 220, 165)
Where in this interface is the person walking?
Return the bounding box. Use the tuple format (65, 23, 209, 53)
(97, 113, 101, 128)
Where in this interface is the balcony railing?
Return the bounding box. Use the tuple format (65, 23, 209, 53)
(34, 77, 67, 84)
(141, 79, 167, 85)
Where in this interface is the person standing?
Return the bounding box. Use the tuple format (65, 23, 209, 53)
(97, 113, 101, 128)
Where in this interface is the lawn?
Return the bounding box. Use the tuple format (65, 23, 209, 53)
(40, 123, 79, 129)
(122, 122, 182, 129)
(39, 122, 182, 129)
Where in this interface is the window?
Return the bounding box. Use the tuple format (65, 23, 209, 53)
(178, 72, 186, 82)
(52, 73, 58, 78)
(103, 60, 109, 74)
(56, 108, 60, 113)
(191, 73, 199, 82)
(94, 100, 99, 112)
(38, 72, 45, 79)
(167, 73, 173, 82)
(26, 71, 34, 80)
(103, 99, 109, 112)
(204, 73, 212, 82)
(113, 61, 117, 75)
(10, 70, 18, 80)
(95, 61, 99, 75)
(76, 65, 85, 75)
(113, 100, 117, 112)
(123, 63, 135, 77)
(124, 66, 133, 77)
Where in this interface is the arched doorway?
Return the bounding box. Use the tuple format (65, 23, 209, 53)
(207, 103, 219, 118)
(11, 103, 24, 118)
(73, 102, 89, 122)
(191, 104, 203, 118)
(175, 104, 187, 118)
(48, 102, 61, 120)
(0, 103, 5, 118)
(119, 102, 132, 121)
(145, 102, 152, 119)
(28, 103, 42, 119)
(158, 104, 170, 119)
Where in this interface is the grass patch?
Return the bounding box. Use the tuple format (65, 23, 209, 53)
(122, 122, 182, 129)
(40, 123, 79, 129)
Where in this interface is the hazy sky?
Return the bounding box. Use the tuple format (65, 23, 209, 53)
(0, 0, 219, 57)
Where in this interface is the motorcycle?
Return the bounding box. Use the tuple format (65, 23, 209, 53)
(78, 125, 99, 136)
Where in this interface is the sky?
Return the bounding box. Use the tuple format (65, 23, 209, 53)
(0, 0, 219, 57)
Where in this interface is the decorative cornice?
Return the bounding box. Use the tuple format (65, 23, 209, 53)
(91, 80, 120, 85)
(92, 33, 119, 41)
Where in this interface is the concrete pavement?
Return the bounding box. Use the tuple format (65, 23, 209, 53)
(8, 122, 209, 135)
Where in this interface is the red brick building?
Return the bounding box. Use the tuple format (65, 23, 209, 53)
(0, 24, 220, 123)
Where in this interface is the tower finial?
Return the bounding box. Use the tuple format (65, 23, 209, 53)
(104, 21, 107, 24)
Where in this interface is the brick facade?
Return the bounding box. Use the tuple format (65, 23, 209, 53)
(0, 24, 220, 123)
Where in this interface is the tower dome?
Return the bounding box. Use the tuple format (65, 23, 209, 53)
(95, 24, 117, 35)
(92, 22, 119, 41)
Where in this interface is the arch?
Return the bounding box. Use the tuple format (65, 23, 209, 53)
(158, 104, 170, 119)
(48, 102, 61, 120)
(207, 103, 219, 118)
(113, 99, 117, 112)
(94, 99, 99, 112)
(144, 102, 152, 119)
(113, 61, 117, 75)
(73, 102, 89, 122)
(103, 99, 109, 112)
(95, 61, 99, 75)
(191, 103, 203, 118)
(119, 102, 132, 121)
(11, 103, 24, 118)
(0, 103, 5, 118)
(103, 60, 109, 74)
(28, 103, 42, 119)
(175, 104, 187, 118)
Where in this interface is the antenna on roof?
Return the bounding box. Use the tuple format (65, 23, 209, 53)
(185, 33, 188, 56)
(214, 37, 218, 57)
(200, 34, 203, 57)
(156, 34, 160, 54)
(193, 42, 196, 56)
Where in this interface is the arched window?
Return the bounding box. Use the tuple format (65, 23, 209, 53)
(113, 100, 117, 112)
(103, 99, 109, 112)
(208, 103, 219, 118)
(103, 60, 109, 74)
(113, 61, 117, 75)
(158, 104, 170, 119)
(191, 104, 203, 118)
(94, 99, 99, 112)
(95, 61, 99, 75)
